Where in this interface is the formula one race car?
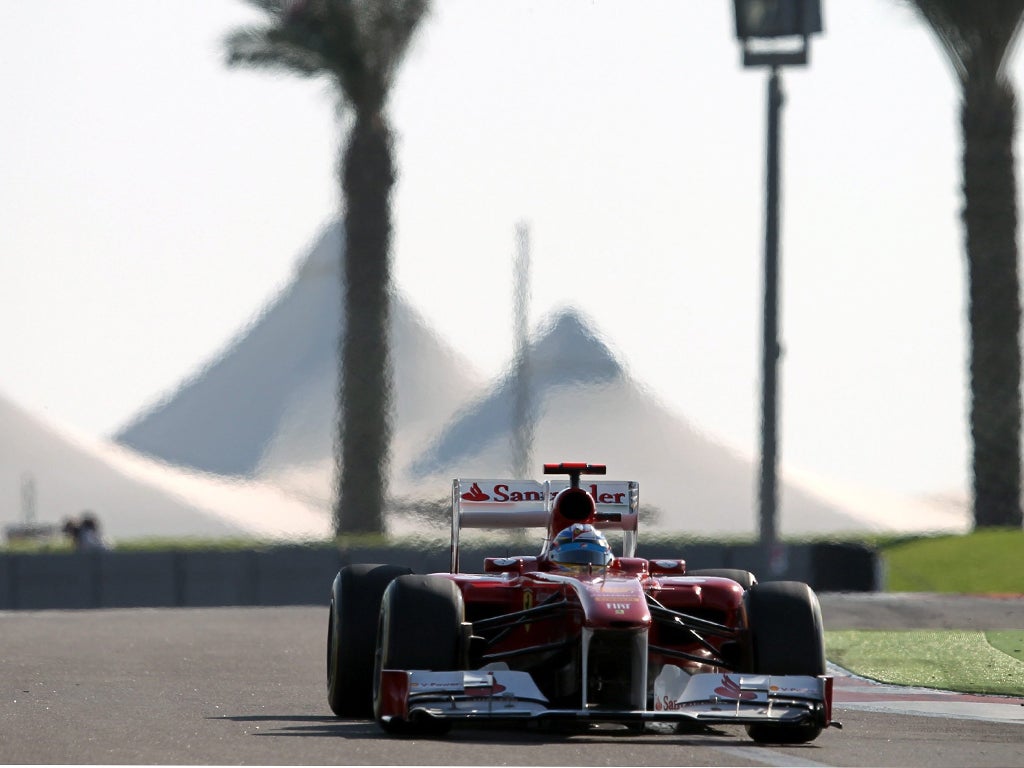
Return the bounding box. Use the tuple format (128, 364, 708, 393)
(326, 463, 836, 743)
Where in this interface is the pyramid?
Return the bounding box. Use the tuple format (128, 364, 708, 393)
(409, 310, 620, 475)
(405, 309, 944, 535)
(116, 222, 482, 492)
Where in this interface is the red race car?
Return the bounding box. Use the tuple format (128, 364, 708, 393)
(327, 462, 837, 743)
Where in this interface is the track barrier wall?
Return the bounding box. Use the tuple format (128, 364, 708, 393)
(0, 541, 879, 611)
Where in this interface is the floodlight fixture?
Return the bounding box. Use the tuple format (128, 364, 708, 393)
(733, 0, 823, 67)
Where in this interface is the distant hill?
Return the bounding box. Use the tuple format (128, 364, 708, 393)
(0, 391, 330, 542)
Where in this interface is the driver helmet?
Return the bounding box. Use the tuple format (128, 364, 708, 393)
(548, 523, 613, 571)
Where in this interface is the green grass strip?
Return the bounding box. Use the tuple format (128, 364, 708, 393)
(986, 631, 1024, 664)
(882, 529, 1024, 593)
(826, 630, 1024, 696)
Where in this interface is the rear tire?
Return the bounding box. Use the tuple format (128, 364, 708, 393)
(742, 581, 825, 744)
(327, 564, 411, 718)
(686, 568, 757, 591)
(373, 575, 464, 735)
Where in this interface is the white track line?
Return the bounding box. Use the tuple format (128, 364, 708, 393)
(713, 744, 834, 767)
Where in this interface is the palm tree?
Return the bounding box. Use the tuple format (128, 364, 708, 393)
(908, 1, 1024, 529)
(225, 0, 429, 535)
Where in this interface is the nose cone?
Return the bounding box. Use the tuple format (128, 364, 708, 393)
(576, 576, 651, 629)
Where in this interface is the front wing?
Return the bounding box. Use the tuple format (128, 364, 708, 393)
(376, 668, 833, 729)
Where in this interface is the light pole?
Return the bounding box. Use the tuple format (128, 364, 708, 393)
(732, 0, 822, 568)
(512, 221, 533, 479)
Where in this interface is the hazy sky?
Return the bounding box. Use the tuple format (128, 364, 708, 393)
(2, 1, 1020, 500)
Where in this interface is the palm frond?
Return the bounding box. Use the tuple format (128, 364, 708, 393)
(283, 1, 372, 104)
(223, 0, 430, 111)
(909, 0, 1024, 84)
(224, 26, 325, 77)
(236, 0, 287, 17)
(353, 0, 430, 92)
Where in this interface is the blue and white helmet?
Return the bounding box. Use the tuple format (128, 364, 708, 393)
(549, 523, 613, 570)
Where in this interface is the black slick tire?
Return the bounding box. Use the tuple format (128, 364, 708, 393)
(373, 574, 465, 735)
(327, 564, 412, 718)
(742, 581, 826, 744)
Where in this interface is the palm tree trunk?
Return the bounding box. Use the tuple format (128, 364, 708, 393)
(962, 78, 1024, 528)
(336, 112, 394, 535)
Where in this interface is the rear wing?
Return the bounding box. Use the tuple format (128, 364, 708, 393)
(450, 478, 639, 572)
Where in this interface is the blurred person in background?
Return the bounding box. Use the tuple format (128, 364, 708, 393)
(63, 511, 108, 551)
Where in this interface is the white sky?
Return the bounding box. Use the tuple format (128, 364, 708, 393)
(1, 0, 1019, 500)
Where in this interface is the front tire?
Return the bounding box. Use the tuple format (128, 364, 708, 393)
(327, 564, 411, 718)
(373, 575, 465, 735)
(742, 581, 826, 744)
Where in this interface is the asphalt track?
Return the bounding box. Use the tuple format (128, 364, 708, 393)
(2, 595, 1022, 767)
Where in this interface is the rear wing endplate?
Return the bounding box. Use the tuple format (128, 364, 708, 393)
(450, 478, 639, 572)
